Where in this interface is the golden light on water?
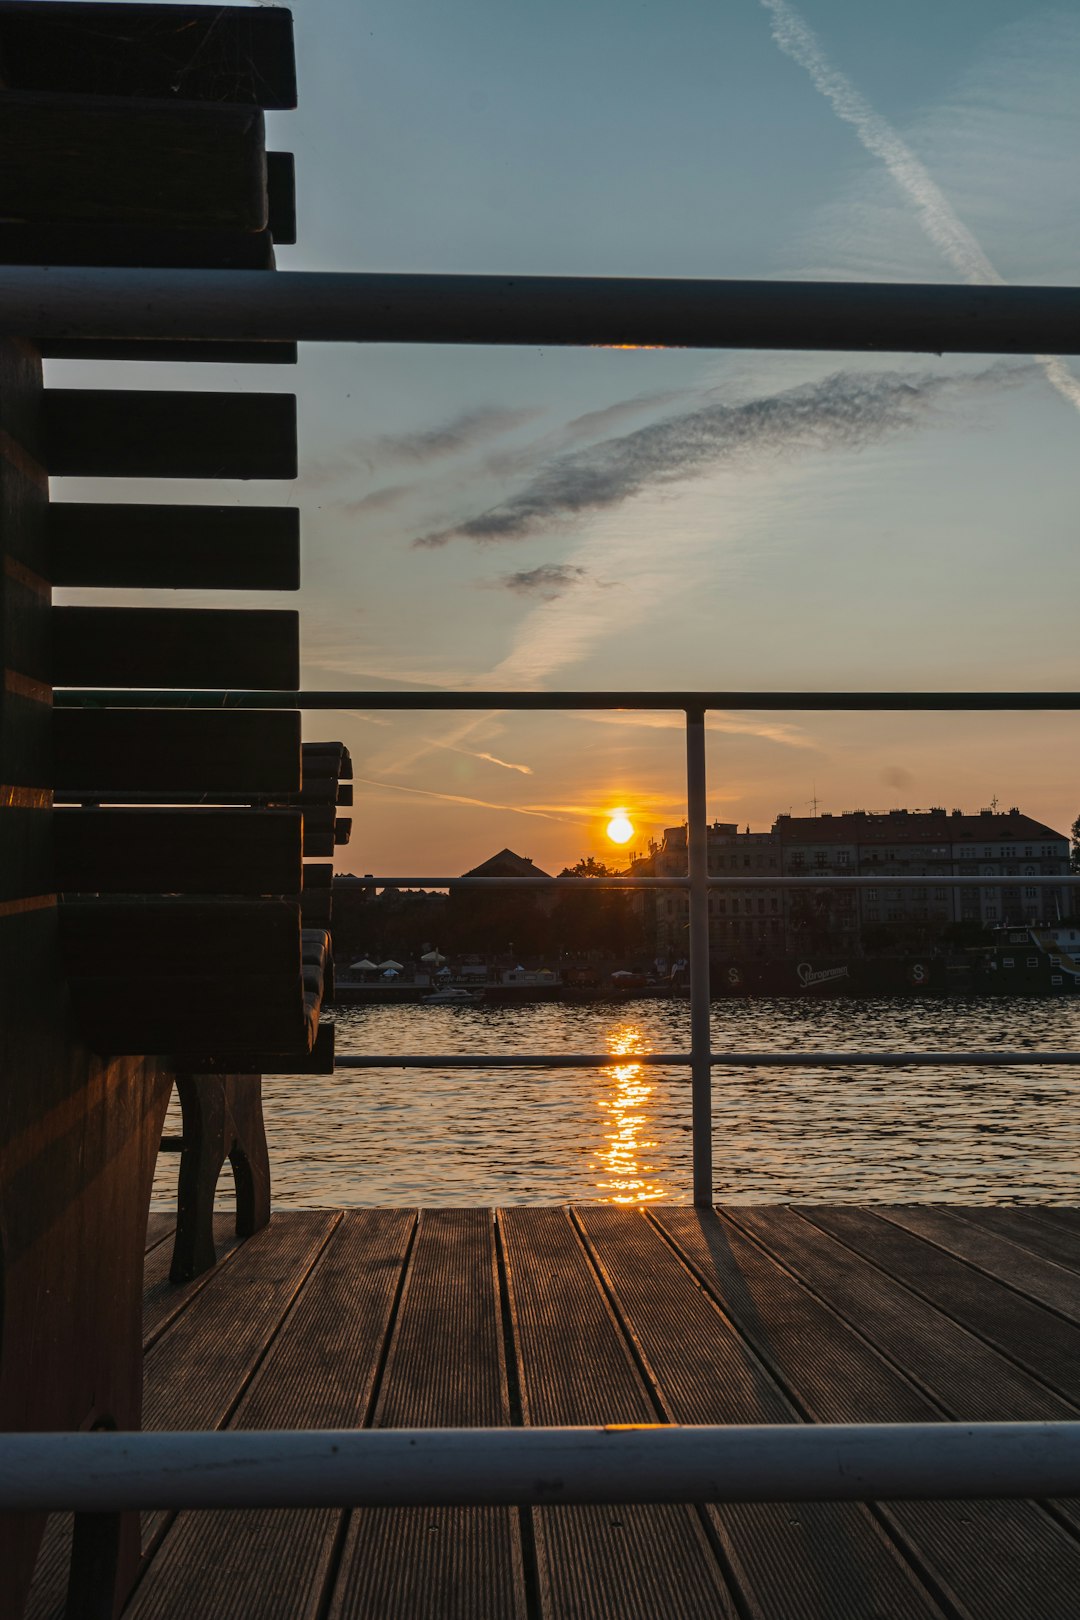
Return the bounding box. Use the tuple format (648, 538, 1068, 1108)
(606, 810, 635, 845)
(592, 1023, 666, 1203)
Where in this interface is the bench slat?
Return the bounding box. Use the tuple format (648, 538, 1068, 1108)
(43, 391, 297, 480)
(50, 505, 300, 591)
(0, 92, 267, 230)
(54, 710, 301, 796)
(53, 608, 300, 690)
(0, 3, 296, 107)
(61, 897, 301, 975)
(55, 808, 302, 896)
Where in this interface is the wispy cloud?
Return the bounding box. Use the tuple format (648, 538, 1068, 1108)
(369, 714, 503, 778)
(422, 737, 534, 775)
(308, 405, 543, 483)
(758, 0, 1080, 416)
(336, 483, 410, 516)
(569, 710, 815, 750)
(560, 391, 687, 440)
(415, 364, 1025, 548)
(353, 776, 586, 826)
(486, 563, 594, 598)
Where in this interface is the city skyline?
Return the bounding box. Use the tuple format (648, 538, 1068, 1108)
(338, 795, 1077, 882)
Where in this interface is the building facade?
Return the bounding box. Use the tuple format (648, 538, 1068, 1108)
(633, 807, 1070, 958)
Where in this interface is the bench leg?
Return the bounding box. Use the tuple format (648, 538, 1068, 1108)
(170, 1074, 227, 1283)
(226, 1076, 271, 1239)
(170, 1074, 270, 1283)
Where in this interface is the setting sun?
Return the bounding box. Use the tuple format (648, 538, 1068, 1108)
(606, 811, 635, 845)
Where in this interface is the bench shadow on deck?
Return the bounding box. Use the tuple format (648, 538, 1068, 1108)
(27, 1202, 1080, 1619)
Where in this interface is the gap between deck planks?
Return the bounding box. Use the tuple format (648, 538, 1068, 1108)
(22, 1205, 1080, 1620)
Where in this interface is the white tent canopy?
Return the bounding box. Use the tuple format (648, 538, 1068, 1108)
(420, 950, 446, 964)
(378, 959, 404, 971)
(350, 959, 378, 972)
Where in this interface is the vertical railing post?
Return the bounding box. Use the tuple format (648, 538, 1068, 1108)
(685, 704, 713, 1207)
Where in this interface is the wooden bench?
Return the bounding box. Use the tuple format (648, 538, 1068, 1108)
(0, 7, 313, 1614)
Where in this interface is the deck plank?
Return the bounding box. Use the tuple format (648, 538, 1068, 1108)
(144, 1214, 175, 1254)
(802, 1205, 1080, 1404)
(582, 1207, 946, 1620)
(328, 1209, 527, 1620)
(955, 1207, 1080, 1273)
(730, 1207, 1075, 1422)
(659, 1206, 1080, 1620)
(141, 1212, 339, 1432)
(29, 1215, 336, 1620)
(877, 1205, 1080, 1324)
(142, 1214, 241, 1348)
(501, 1206, 736, 1620)
(124, 1211, 414, 1620)
(1018, 1206, 1080, 1234)
(32, 1206, 1080, 1619)
(137, 1212, 339, 1554)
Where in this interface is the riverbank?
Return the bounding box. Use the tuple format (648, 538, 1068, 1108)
(333, 946, 1079, 1004)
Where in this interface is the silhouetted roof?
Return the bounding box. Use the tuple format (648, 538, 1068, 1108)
(463, 848, 552, 878)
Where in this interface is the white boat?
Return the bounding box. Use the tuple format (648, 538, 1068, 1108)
(420, 987, 484, 1006)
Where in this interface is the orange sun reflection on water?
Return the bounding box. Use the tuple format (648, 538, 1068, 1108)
(591, 1023, 667, 1203)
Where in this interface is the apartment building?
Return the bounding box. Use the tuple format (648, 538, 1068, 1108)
(634, 807, 1070, 957)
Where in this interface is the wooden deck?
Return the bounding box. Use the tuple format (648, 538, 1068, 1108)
(25, 1202, 1080, 1619)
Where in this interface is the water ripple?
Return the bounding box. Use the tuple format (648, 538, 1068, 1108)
(152, 995, 1080, 1208)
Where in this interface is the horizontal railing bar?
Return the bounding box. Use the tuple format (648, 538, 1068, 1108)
(5, 1423, 1080, 1509)
(4, 269, 1080, 353)
(330, 1052, 1080, 1070)
(334, 1052, 693, 1069)
(347, 874, 1079, 888)
(53, 688, 1080, 712)
(346, 881, 689, 894)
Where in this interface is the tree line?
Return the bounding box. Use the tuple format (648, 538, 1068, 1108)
(332, 858, 644, 964)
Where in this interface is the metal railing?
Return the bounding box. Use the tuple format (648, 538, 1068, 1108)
(5, 267, 1080, 352)
(58, 685, 1080, 1207)
(5, 1424, 1080, 1509)
(22, 269, 1080, 1515)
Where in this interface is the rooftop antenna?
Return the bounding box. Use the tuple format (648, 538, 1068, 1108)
(807, 781, 820, 817)
(990, 794, 1000, 812)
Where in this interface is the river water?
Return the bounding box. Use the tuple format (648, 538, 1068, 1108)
(153, 996, 1080, 1208)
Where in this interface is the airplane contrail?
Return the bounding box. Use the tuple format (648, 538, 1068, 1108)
(352, 777, 586, 826)
(759, 0, 1080, 415)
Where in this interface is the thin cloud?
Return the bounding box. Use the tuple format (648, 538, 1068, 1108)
(372, 714, 496, 778)
(422, 737, 534, 775)
(523, 791, 695, 818)
(374, 406, 543, 464)
(415, 364, 1026, 548)
(487, 563, 592, 598)
(569, 710, 815, 750)
(759, 0, 1080, 416)
(482, 391, 695, 481)
(335, 483, 410, 516)
(308, 405, 543, 483)
(561, 391, 687, 440)
(352, 776, 585, 827)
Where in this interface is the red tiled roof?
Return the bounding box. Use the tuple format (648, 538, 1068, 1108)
(773, 811, 1064, 844)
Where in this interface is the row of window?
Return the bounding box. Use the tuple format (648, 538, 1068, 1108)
(709, 856, 780, 870)
(864, 888, 950, 902)
(710, 897, 780, 915)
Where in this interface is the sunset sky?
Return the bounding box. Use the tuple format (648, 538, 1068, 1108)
(52, 0, 1080, 876)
